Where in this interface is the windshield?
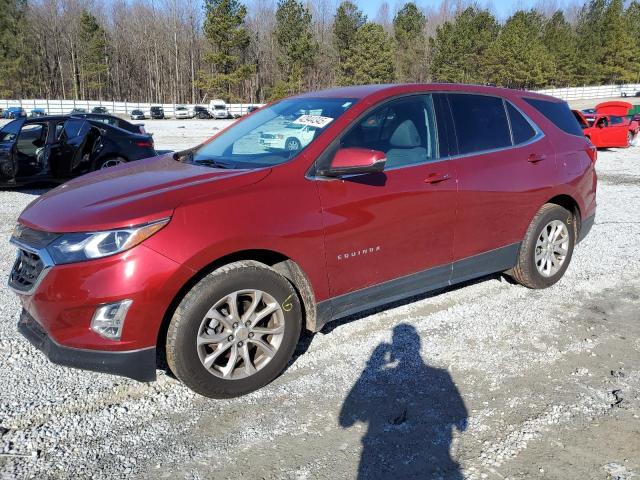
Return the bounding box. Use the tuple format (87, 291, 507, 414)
(190, 97, 356, 168)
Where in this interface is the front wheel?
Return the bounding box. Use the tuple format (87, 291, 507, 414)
(508, 204, 575, 289)
(166, 261, 302, 398)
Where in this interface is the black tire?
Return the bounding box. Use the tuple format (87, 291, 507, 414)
(628, 131, 634, 147)
(166, 260, 302, 398)
(508, 204, 576, 289)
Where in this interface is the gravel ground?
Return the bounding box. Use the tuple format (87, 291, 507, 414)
(0, 119, 639, 480)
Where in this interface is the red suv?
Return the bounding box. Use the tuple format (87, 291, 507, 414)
(10, 84, 597, 398)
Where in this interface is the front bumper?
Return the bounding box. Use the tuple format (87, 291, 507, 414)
(18, 308, 156, 382)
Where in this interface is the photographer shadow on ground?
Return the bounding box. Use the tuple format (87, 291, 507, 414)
(339, 324, 468, 479)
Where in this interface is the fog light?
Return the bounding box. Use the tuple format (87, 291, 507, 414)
(91, 300, 133, 340)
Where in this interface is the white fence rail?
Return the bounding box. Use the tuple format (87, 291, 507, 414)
(535, 83, 640, 101)
(1, 83, 639, 117)
(0, 99, 261, 118)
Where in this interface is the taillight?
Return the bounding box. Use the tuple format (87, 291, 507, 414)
(136, 139, 153, 148)
(586, 143, 597, 163)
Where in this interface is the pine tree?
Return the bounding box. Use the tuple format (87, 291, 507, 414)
(429, 7, 499, 84)
(78, 11, 109, 100)
(483, 11, 555, 89)
(393, 2, 427, 82)
(600, 0, 637, 83)
(542, 11, 579, 87)
(626, 1, 640, 82)
(198, 0, 252, 102)
(333, 1, 366, 86)
(0, 0, 30, 97)
(273, 0, 318, 97)
(343, 23, 394, 85)
(575, 0, 607, 84)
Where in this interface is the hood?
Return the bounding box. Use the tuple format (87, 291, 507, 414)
(19, 154, 271, 232)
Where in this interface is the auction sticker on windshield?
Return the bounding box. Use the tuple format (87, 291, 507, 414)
(293, 115, 334, 129)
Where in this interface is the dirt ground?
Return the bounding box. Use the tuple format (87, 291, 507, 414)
(0, 118, 639, 480)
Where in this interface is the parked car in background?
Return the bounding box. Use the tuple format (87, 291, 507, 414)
(573, 110, 638, 148)
(130, 110, 146, 120)
(193, 106, 212, 119)
(3, 107, 27, 119)
(69, 108, 87, 114)
(30, 108, 47, 118)
(71, 113, 148, 135)
(259, 121, 317, 151)
(620, 86, 640, 97)
(8, 84, 597, 398)
(174, 105, 192, 119)
(150, 106, 165, 119)
(209, 99, 232, 119)
(91, 106, 109, 114)
(0, 115, 156, 186)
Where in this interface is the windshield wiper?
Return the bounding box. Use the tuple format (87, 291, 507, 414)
(192, 158, 232, 169)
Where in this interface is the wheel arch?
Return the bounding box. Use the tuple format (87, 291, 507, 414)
(545, 194, 582, 237)
(156, 249, 318, 369)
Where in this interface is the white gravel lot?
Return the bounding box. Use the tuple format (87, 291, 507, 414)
(0, 118, 639, 479)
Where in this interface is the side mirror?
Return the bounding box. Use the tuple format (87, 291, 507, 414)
(318, 147, 386, 177)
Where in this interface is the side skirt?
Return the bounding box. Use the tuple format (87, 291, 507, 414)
(315, 242, 521, 331)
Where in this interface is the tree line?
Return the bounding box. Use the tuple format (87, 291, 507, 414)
(0, 0, 639, 104)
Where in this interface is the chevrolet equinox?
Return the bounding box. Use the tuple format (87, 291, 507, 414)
(9, 84, 597, 398)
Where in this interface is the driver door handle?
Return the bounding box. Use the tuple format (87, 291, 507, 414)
(424, 173, 451, 184)
(528, 153, 547, 163)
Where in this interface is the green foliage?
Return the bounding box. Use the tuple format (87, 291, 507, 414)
(483, 11, 555, 88)
(198, 0, 253, 102)
(333, 1, 366, 86)
(542, 11, 580, 86)
(600, 0, 637, 83)
(429, 7, 499, 84)
(78, 11, 109, 99)
(342, 23, 394, 85)
(0, 0, 30, 98)
(575, 0, 608, 82)
(393, 2, 427, 82)
(274, 0, 318, 95)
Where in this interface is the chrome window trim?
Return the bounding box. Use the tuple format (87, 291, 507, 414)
(8, 238, 54, 295)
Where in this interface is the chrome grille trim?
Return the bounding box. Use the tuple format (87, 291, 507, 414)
(8, 238, 54, 295)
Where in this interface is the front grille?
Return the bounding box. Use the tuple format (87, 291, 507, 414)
(261, 133, 275, 139)
(9, 249, 46, 293)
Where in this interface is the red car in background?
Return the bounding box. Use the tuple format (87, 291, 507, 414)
(573, 110, 638, 148)
(9, 84, 597, 398)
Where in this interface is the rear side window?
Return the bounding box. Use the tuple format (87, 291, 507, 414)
(507, 103, 536, 144)
(610, 116, 624, 125)
(524, 98, 583, 136)
(448, 94, 511, 154)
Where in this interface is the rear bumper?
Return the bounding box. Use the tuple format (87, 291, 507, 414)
(18, 308, 156, 382)
(578, 214, 595, 243)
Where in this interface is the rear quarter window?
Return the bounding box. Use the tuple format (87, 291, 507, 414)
(524, 98, 583, 137)
(448, 94, 512, 155)
(506, 103, 537, 145)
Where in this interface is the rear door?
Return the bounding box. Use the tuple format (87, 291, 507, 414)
(316, 94, 458, 308)
(0, 118, 25, 182)
(448, 93, 557, 277)
(608, 116, 630, 146)
(49, 118, 92, 178)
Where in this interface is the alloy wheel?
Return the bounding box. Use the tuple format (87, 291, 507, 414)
(196, 290, 285, 380)
(534, 220, 569, 277)
(101, 158, 125, 169)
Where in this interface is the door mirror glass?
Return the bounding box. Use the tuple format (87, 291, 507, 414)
(319, 147, 386, 177)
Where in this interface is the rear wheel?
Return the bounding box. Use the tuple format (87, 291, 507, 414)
(166, 261, 302, 398)
(628, 131, 634, 147)
(97, 156, 126, 170)
(285, 137, 301, 151)
(509, 204, 575, 289)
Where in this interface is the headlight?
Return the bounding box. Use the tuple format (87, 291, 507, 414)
(47, 218, 170, 264)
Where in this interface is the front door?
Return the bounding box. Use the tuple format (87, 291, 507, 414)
(0, 118, 25, 182)
(316, 94, 457, 310)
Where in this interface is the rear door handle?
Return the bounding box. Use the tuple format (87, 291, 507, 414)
(424, 173, 451, 184)
(528, 153, 547, 163)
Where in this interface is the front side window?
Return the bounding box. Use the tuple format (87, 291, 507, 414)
(449, 94, 511, 154)
(339, 95, 440, 169)
(610, 116, 623, 125)
(191, 98, 357, 168)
